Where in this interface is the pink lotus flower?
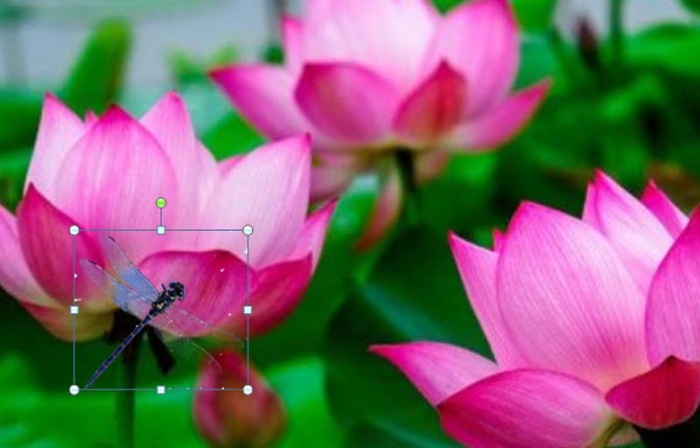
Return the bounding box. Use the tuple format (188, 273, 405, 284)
(372, 172, 700, 447)
(0, 93, 333, 341)
(211, 0, 549, 248)
(194, 350, 286, 448)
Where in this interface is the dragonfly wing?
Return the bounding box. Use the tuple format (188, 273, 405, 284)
(152, 326, 223, 375)
(98, 234, 159, 299)
(79, 259, 156, 320)
(149, 311, 242, 376)
(155, 305, 243, 348)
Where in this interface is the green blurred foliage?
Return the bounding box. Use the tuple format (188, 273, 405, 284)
(170, 45, 237, 87)
(323, 227, 491, 448)
(2, 0, 700, 447)
(511, 0, 557, 32)
(433, 0, 557, 32)
(679, 0, 700, 15)
(431, 0, 463, 12)
(0, 18, 131, 210)
(60, 19, 131, 116)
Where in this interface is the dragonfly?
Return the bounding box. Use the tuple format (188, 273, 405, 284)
(80, 234, 241, 389)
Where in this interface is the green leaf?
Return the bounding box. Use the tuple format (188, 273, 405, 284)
(0, 91, 42, 150)
(343, 421, 456, 448)
(512, 0, 557, 33)
(267, 357, 344, 448)
(201, 112, 265, 160)
(494, 90, 596, 215)
(432, 0, 462, 13)
(433, 0, 556, 31)
(628, 23, 700, 78)
(253, 176, 380, 367)
(418, 153, 498, 235)
(170, 45, 237, 87)
(323, 226, 490, 448)
(679, 0, 700, 16)
(0, 147, 32, 209)
(515, 36, 557, 89)
(264, 43, 285, 64)
(60, 19, 131, 115)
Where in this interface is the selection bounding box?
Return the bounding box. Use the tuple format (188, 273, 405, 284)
(70, 200, 253, 394)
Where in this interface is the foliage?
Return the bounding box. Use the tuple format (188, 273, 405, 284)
(2, 0, 700, 447)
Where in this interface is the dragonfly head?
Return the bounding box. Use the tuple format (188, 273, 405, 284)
(167, 282, 185, 300)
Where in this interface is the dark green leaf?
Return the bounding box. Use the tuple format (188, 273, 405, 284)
(418, 153, 498, 235)
(60, 19, 131, 115)
(201, 112, 265, 160)
(170, 45, 237, 87)
(254, 176, 380, 367)
(0, 91, 42, 150)
(515, 36, 558, 89)
(679, 0, 700, 16)
(432, 0, 462, 13)
(267, 357, 344, 448)
(512, 0, 557, 33)
(264, 43, 285, 64)
(628, 23, 700, 78)
(323, 226, 490, 448)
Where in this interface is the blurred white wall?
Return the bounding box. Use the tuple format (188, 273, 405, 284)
(0, 0, 692, 89)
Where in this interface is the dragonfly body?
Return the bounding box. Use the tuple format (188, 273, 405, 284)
(80, 235, 241, 389)
(83, 282, 185, 389)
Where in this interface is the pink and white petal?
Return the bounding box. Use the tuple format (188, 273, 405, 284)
(642, 181, 688, 239)
(438, 369, 616, 448)
(202, 136, 311, 268)
(16, 185, 111, 310)
(371, 341, 498, 407)
(284, 201, 336, 269)
(497, 203, 648, 390)
(53, 107, 179, 261)
(583, 171, 674, 292)
(295, 63, 400, 143)
(0, 205, 53, 306)
(355, 159, 403, 251)
(193, 141, 221, 213)
(21, 301, 113, 341)
(281, 15, 305, 74)
(139, 250, 248, 333)
(233, 256, 313, 336)
(140, 92, 200, 215)
(449, 233, 526, 369)
(304, 0, 438, 88)
(25, 93, 85, 197)
(211, 65, 310, 140)
(422, 0, 518, 116)
(448, 82, 550, 151)
(393, 62, 467, 143)
(606, 356, 700, 430)
(646, 209, 700, 364)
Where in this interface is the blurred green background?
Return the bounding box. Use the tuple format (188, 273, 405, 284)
(1, 0, 700, 447)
